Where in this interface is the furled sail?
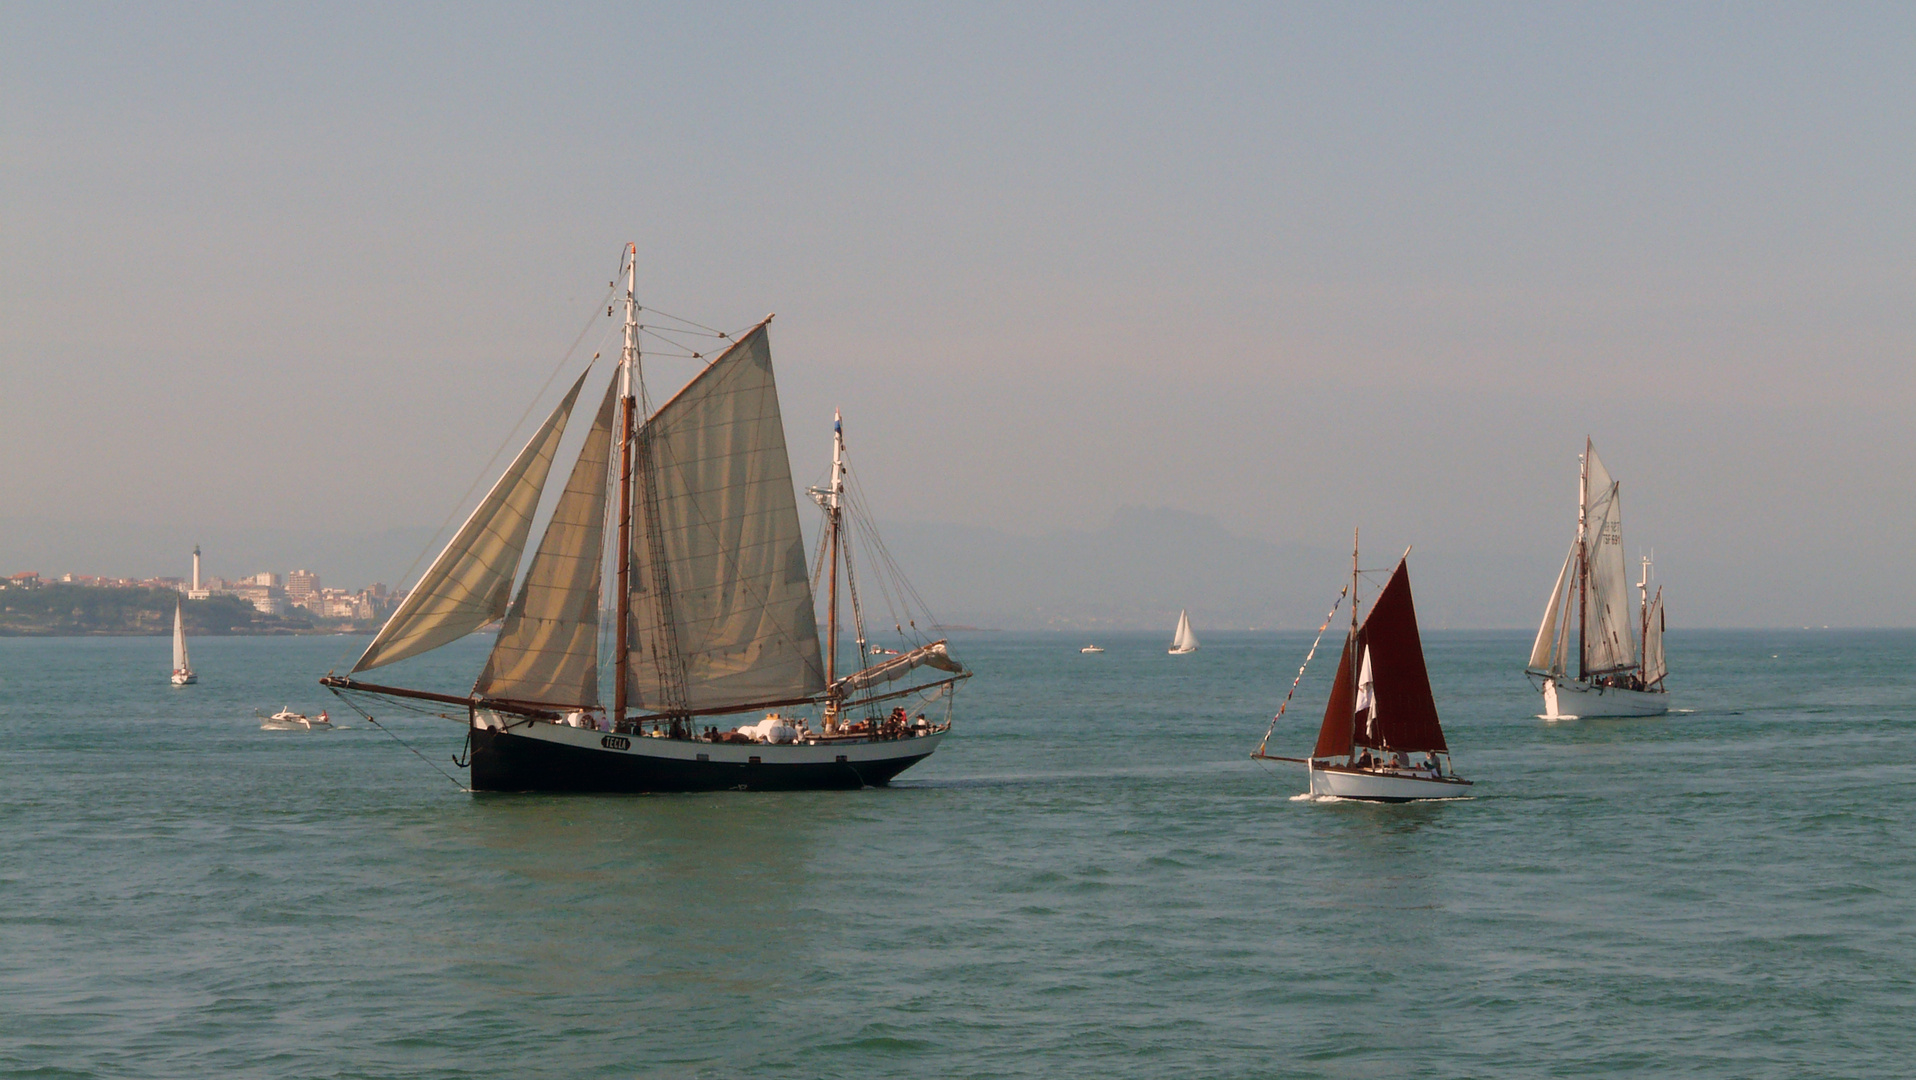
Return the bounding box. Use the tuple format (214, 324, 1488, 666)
(1581, 446, 1637, 675)
(172, 600, 189, 672)
(834, 640, 965, 695)
(1310, 560, 1447, 757)
(1527, 539, 1577, 675)
(353, 369, 590, 673)
(1642, 588, 1667, 686)
(474, 374, 619, 707)
(625, 323, 827, 713)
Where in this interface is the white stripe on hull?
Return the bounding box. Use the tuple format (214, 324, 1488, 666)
(474, 710, 946, 765)
(1309, 765, 1474, 802)
(1540, 676, 1669, 719)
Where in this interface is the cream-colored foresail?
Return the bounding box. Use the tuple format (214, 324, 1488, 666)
(1581, 449, 1637, 674)
(625, 323, 827, 713)
(1642, 588, 1667, 686)
(474, 374, 618, 707)
(353, 368, 590, 673)
(1528, 539, 1576, 675)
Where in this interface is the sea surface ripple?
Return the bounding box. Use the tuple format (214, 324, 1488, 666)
(2, 630, 1911, 1078)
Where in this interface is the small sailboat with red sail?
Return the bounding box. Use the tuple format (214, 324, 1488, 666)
(1252, 533, 1471, 802)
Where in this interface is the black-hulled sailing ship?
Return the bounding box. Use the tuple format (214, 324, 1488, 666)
(322, 245, 967, 792)
(1252, 534, 1471, 801)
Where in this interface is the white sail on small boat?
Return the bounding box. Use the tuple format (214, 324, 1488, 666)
(169, 598, 196, 685)
(1253, 532, 1471, 801)
(1527, 438, 1669, 719)
(1168, 609, 1199, 654)
(321, 244, 967, 792)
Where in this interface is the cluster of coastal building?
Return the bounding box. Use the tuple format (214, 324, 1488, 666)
(4, 546, 400, 621)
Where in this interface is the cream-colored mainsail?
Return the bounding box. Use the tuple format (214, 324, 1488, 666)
(353, 369, 590, 673)
(473, 374, 618, 707)
(1527, 539, 1577, 675)
(1581, 448, 1637, 674)
(625, 323, 827, 713)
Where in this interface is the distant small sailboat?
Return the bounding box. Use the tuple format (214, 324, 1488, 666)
(169, 598, 196, 685)
(1168, 609, 1199, 655)
(1080, 645, 1105, 654)
(1526, 438, 1669, 719)
(1253, 532, 1471, 802)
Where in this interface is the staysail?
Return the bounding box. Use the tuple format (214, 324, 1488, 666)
(172, 600, 189, 672)
(353, 368, 590, 673)
(1642, 588, 1667, 686)
(1527, 538, 1577, 675)
(1309, 559, 1447, 757)
(474, 373, 619, 708)
(1581, 446, 1637, 675)
(625, 323, 828, 714)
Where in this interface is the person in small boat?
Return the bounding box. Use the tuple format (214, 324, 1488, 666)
(1421, 752, 1439, 774)
(1390, 751, 1408, 770)
(1355, 749, 1375, 769)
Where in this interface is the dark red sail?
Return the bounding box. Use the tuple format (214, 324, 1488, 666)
(1353, 559, 1447, 753)
(1310, 635, 1358, 758)
(1309, 558, 1448, 758)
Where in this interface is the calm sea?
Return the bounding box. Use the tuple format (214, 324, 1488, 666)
(2, 629, 1910, 1078)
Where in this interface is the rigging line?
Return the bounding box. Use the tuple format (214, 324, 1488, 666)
(328, 688, 468, 788)
(635, 324, 732, 338)
(636, 305, 731, 339)
(1254, 584, 1348, 759)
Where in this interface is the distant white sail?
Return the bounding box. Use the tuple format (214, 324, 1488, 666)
(1582, 447, 1637, 674)
(475, 374, 619, 708)
(172, 600, 189, 672)
(354, 368, 590, 673)
(1528, 539, 1577, 675)
(625, 325, 828, 713)
(1170, 609, 1198, 653)
(1642, 588, 1667, 685)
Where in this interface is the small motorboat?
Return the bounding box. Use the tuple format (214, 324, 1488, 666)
(1080, 645, 1105, 654)
(258, 707, 334, 730)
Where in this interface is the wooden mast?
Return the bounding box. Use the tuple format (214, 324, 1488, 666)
(613, 244, 637, 730)
(1348, 527, 1359, 762)
(1575, 438, 1590, 683)
(824, 411, 844, 730)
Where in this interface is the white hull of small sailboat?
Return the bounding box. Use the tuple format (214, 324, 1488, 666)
(171, 671, 196, 686)
(1539, 677, 1668, 720)
(1308, 763, 1474, 802)
(470, 711, 947, 792)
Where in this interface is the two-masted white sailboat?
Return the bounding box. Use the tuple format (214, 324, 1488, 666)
(169, 598, 196, 685)
(1168, 609, 1199, 654)
(1526, 439, 1668, 719)
(321, 246, 968, 792)
(1253, 535, 1471, 801)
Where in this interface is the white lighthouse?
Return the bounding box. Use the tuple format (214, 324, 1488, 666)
(187, 545, 209, 599)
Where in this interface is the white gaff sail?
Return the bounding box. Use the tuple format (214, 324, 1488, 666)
(1581, 449, 1637, 674)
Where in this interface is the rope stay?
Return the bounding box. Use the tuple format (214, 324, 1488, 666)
(1254, 584, 1349, 759)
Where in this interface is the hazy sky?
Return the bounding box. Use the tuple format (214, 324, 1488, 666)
(5, 3, 1912, 626)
